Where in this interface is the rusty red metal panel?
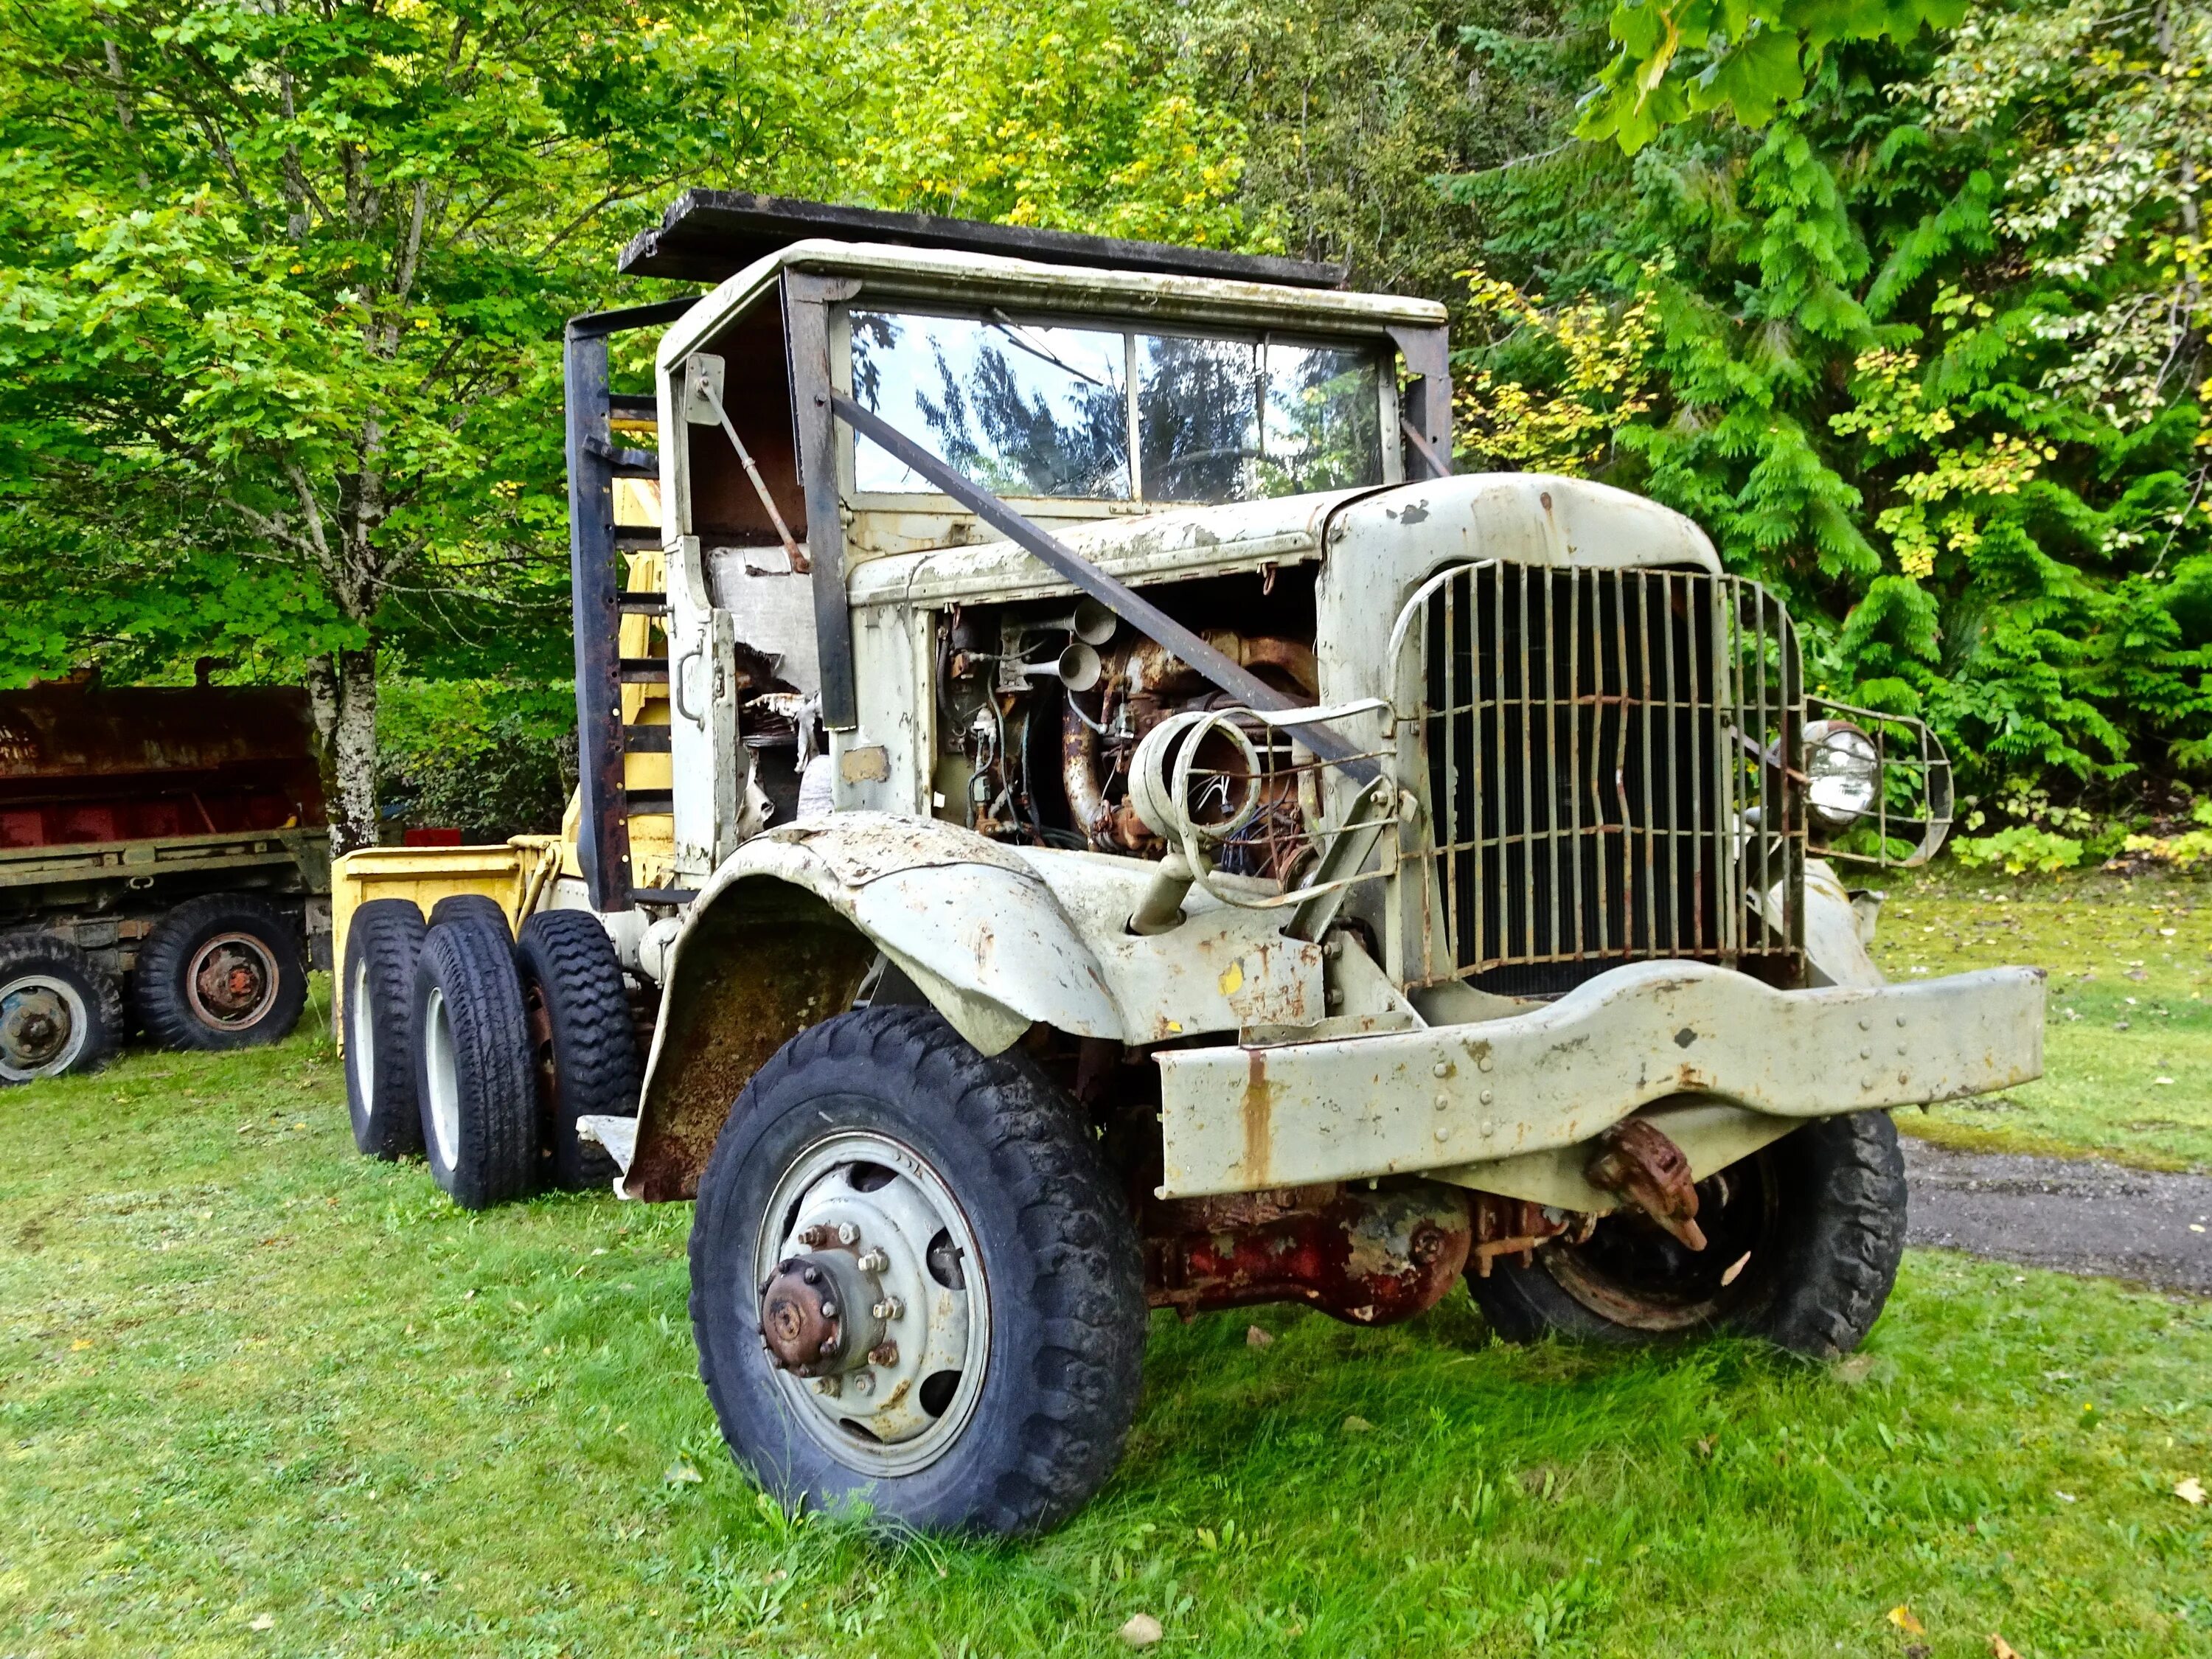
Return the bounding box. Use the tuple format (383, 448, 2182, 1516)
(0, 686, 324, 850)
(1144, 1181, 1472, 1326)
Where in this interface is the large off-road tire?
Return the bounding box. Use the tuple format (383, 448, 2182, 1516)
(689, 1006, 1147, 1536)
(1467, 1111, 1907, 1359)
(428, 893, 511, 936)
(343, 899, 427, 1158)
(411, 915, 535, 1209)
(0, 933, 122, 1084)
(514, 909, 641, 1189)
(133, 893, 307, 1053)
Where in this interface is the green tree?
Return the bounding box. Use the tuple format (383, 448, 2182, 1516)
(1578, 0, 1970, 151)
(0, 0, 807, 849)
(1447, 16, 2212, 802)
(0, 0, 1277, 850)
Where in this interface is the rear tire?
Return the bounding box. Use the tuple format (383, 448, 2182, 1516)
(0, 933, 122, 1083)
(343, 899, 427, 1158)
(514, 910, 641, 1189)
(428, 894, 510, 936)
(133, 894, 307, 1051)
(1467, 1111, 1907, 1359)
(689, 1006, 1147, 1536)
(412, 915, 535, 1208)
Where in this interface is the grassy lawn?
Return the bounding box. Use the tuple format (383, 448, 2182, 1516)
(3, 891, 2209, 1658)
(1868, 870, 2212, 1171)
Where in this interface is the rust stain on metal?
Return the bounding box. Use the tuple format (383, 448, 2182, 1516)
(1241, 1048, 1273, 1186)
(1467, 1191, 1576, 1277)
(1143, 1180, 1471, 1326)
(626, 884, 873, 1200)
(1586, 1116, 1706, 1251)
(0, 684, 324, 849)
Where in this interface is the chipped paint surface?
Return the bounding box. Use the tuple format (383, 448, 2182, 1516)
(1155, 958, 2047, 1197)
(1018, 848, 1321, 1042)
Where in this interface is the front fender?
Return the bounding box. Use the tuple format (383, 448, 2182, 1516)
(623, 815, 1119, 1200)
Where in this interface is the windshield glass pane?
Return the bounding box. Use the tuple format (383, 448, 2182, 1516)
(850, 311, 1130, 498)
(1135, 335, 1259, 504)
(1259, 343, 1383, 496)
(846, 310, 1386, 504)
(1136, 335, 1383, 502)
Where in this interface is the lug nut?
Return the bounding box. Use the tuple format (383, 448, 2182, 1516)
(801, 1265, 821, 1286)
(835, 1222, 860, 1246)
(799, 1224, 835, 1248)
(868, 1341, 899, 1366)
(815, 1375, 841, 1397)
(856, 1248, 889, 1273)
(871, 1297, 904, 1321)
(818, 1299, 836, 1319)
(852, 1371, 874, 1397)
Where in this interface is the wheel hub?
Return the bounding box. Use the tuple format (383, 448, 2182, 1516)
(3, 992, 66, 1065)
(752, 1131, 986, 1474)
(0, 975, 85, 1079)
(187, 933, 278, 1028)
(759, 1250, 880, 1377)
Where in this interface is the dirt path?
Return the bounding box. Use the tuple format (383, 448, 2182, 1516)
(1905, 1138, 2212, 1295)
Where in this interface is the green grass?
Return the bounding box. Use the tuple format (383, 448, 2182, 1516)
(1868, 869, 2212, 1170)
(4, 897, 2211, 1658)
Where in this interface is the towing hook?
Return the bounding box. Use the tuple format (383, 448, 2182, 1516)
(1586, 1117, 1708, 1252)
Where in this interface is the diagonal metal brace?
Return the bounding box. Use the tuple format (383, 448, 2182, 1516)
(829, 393, 1375, 783)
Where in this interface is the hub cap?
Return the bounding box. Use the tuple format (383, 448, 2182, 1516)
(0, 974, 86, 1082)
(751, 1130, 988, 1477)
(186, 932, 279, 1030)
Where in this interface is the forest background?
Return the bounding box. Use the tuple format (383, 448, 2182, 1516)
(0, 0, 2206, 867)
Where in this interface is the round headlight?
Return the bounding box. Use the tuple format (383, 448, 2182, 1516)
(1804, 720, 1879, 830)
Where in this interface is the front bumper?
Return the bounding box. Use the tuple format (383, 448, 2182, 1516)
(1154, 960, 2045, 1197)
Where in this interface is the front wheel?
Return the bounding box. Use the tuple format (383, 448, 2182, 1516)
(689, 1006, 1147, 1536)
(1467, 1110, 1907, 1358)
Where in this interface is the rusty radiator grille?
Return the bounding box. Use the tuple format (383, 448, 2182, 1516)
(1399, 563, 1803, 995)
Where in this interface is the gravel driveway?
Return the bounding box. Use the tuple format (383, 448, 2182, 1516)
(1905, 1138, 2212, 1295)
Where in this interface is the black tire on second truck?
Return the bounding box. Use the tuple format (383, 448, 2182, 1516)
(0, 932, 122, 1084)
(412, 914, 536, 1209)
(514, 909, 641, 1189)
(1465, 1110, 1907, 1359)
(133, 893, 307, 1052)
(690, 1006, 1148, 1536)
(343, 899, 428, 1158)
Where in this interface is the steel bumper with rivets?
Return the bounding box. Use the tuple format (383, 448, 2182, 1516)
(1153, 960, 2046, 1198)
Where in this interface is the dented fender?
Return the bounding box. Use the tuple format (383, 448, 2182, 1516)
(713, 815, 1127, 1051)
(623, 814, 1121, 1199)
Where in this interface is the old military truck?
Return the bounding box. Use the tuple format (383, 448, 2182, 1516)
(333, 193, 2044, 1536)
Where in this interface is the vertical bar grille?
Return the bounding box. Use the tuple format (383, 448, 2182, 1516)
(1405, 563, 1802, 995)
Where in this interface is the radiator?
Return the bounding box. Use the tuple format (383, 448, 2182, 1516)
(1397, 562, 1804, 995)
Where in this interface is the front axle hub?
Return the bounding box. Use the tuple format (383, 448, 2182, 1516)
(760, 1253, 858, 1376)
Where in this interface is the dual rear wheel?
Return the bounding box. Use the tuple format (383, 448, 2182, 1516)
(341, 899, 641, 1206)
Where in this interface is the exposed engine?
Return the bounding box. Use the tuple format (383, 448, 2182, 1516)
(935, 567, 1324, 880)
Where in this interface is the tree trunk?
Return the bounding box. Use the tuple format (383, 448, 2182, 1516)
(310, 645, 380, 855)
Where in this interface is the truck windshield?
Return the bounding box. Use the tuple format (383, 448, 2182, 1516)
(849, 310, 1384, 504)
